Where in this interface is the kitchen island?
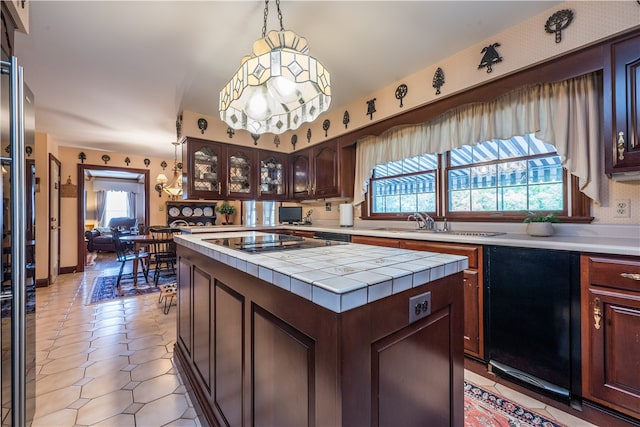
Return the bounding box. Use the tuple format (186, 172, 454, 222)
(173, 231, 467, 427)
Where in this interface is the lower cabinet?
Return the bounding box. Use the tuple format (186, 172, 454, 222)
(175, 245, 464, 427)
(581, 254, 640, 420)
(351, 235, 484, 358)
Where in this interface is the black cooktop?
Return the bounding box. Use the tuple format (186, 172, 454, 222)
(205, 234, 346, 253)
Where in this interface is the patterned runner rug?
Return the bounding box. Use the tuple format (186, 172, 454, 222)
(89, 274, 174, 304)
(464, 381, 566, 427)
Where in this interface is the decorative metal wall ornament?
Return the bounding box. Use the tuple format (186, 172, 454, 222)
(124, 157, 131, 166)
(343, 111, 350, 129)
(366, 98, 377, 120)
(144, 158, 151, 167)
(395, 84, 408, 107)
(274, 135, 280, 148)
(197, 118, 208, 134)
(306, 128, 312, 143)
(176, 113, 183, 139)
(291, 134, 298, 149)
(478, 43, 502, 73)
(432, 67, 445, 95)
(227, 127, 235, 138)
(160, 160, 168, 170)
(4, 145, 9, 154)
(60, 176, 77, 198)
(322, 120, 330, 137)
(78, 152, 87, 164)
(101, 154, 111, 165)
(545, 9, 574, 43)
(251, 133, 260, 146)
(177, 162, 183, 170)
(25, 146, 32, 157)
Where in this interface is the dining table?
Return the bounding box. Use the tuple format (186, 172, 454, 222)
(119, 233, 175, 286)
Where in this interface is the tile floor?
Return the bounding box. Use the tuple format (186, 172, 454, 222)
(31, 253, 596, 427)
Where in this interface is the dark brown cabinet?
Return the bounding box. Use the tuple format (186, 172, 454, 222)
(581, 254, 640, 420)
(350, 235, 484, 358)
(226, 147, 255, 200)
(175, 244, 464, 427)
(181, 137, 225, 199)
(604, 32, 640, 174)
(291, 140, 343, 200)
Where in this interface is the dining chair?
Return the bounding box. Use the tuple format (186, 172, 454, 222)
(149, 227, 178, 286)
(112, 229, 150, 292)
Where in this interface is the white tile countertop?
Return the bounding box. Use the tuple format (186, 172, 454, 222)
(174, 231, 468, 313)
(179, 222, 640, 257)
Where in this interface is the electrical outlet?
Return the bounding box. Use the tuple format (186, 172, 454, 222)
(409, 291, 431, 324)
(614, 199, 630, 218)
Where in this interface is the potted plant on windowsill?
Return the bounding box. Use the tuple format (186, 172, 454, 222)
(523, 211, 560, 237)
(216, 201, 236, 225)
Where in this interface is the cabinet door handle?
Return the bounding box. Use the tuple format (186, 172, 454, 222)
(621, 273, 640, 281)
(617, 131, 625, 160)
(593, 297, 602, 330)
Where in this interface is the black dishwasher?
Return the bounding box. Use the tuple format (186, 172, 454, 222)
(484, 245, 581, 404)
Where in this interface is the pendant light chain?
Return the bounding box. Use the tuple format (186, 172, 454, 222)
(261, 0, 285, 38)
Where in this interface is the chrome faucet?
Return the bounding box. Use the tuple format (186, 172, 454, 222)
(408, 212, 435, 230)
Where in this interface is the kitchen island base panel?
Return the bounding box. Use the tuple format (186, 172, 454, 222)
(175, 246, 464, 427)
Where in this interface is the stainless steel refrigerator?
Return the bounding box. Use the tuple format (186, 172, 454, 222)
(1, 52, 36, 426)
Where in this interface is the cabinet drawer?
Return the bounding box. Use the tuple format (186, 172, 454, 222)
(584, 255, 640, 292)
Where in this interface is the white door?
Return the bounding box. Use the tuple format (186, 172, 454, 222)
(49, 156, 60, 284)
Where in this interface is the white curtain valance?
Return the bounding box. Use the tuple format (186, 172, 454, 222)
(353, 72, 602, 205)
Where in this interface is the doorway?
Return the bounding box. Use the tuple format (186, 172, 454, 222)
(76, 164, 149, 273)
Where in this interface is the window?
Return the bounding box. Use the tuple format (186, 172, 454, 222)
(447, 134, 564, 214)
(104, 191, 130, 225)
(368, 134, 575, 220)
(371, 154, 438, 214)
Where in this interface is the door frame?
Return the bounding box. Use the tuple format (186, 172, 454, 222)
(76, 164, 150, 273)
(48, 154, 60, 285)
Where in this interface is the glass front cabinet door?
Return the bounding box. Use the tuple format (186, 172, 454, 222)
(182, 138, 224, 199)
(258, 150, 287, 200)
(226, 148, 256, 200)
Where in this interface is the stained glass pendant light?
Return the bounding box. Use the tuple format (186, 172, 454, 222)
(219, 0, 331, 135)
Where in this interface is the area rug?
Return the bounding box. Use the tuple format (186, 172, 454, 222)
(464, 381, 566, 427)
(89, 274, 174, 304)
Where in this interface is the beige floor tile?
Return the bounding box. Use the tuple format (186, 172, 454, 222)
(494, 383, 548, 410)
(164, 419, 199, 427)
(546, 405, 599, 426)
(32, 408, 78, 427)
(464, 369, 497, 387)
(81, 370, 131, 399)
(76, 390, 133, 425)
(134, 393, 189, 426)
(90, 333, 128, 348)
(53, 331, 93, 348)
(128, 334, 166, 351)
(36, 368, 86, 396)
(128, 345, 169, 365)
(91, 324, 127, 338)
(38, 352, 88, 375)
(130, 358, 174, 382)
(46, 340, 91, 360)
(87, 343, 128, 361)
(90, 413, 135, 426)
(34, 386, 81, 419)
(84, 355, 130, 378)
(132, 374, 181, 404)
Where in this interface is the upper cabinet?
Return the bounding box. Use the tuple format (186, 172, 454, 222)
(604, 32, 640, 174)
(2, 0, 29, 34)
(290, 139, 354, 200)
(182, 138, 225, 199)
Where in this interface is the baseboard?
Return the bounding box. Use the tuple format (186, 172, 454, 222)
(35, 278, 49, 288)
(59, 266, 76, 274)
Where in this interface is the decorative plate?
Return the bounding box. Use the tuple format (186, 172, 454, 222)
(168, 207, 180, 217)
(193, 207, 203, 217)
(181, 206, 193, 217)
(203, 207, 214, 216)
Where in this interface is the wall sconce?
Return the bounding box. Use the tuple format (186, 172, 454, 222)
(155, 173, 168, 197)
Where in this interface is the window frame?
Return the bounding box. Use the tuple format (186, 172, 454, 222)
(362, 144, 592, 223)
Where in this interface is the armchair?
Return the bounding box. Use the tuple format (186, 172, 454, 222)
(85, 217, 138, 252)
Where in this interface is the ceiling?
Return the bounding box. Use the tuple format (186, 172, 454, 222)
(14, 1, 562, 159)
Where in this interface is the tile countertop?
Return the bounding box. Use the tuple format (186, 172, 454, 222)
(179, 223, 640, 257)
(174, 231, 468, 314)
